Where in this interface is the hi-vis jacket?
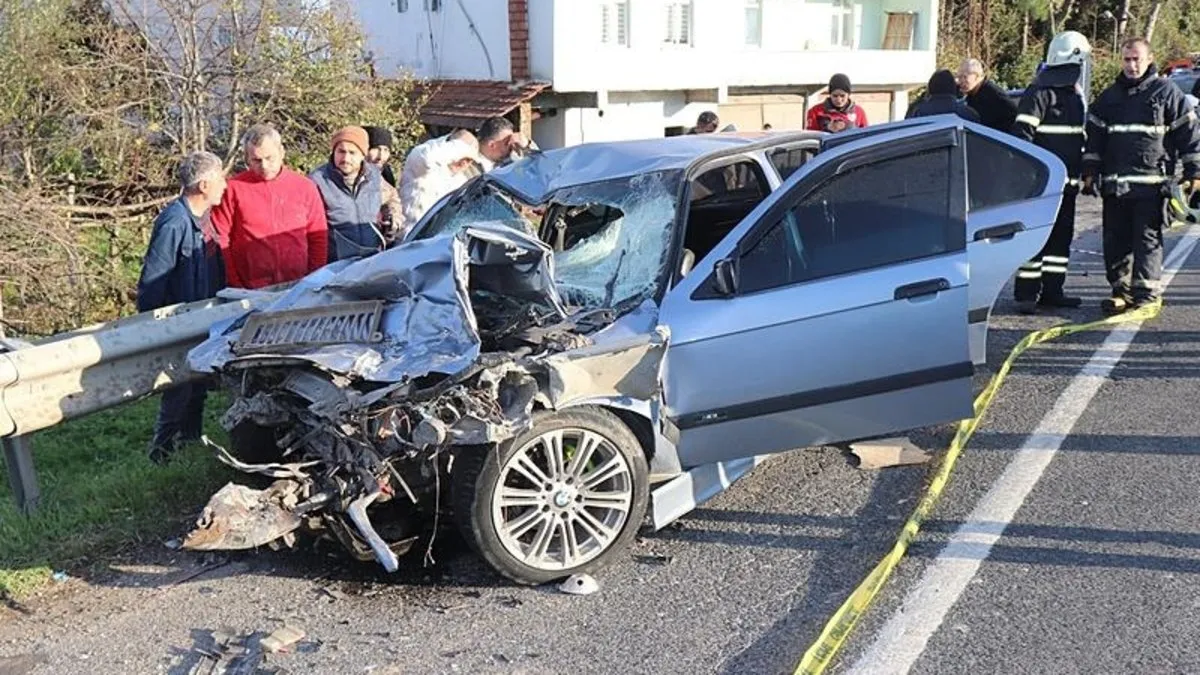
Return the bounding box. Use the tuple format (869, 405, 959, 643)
(1083, 66, 1200, 199)
(1013, 64, 1087, 182)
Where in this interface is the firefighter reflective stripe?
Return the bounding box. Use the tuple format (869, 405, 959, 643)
(1042, 255, 1069, 275)
(1083, 152, 1101, 162)
(1067, 178, 1082, 187)
(1087, 114, 1108, 128)
(1133, 278, 1160, 290)
(1170, 111, 1198, 131)
(1015, 113, 1042, 128)
(1101, 174, 1168, 184)
(1107, 123, 1168, 135)
(1017, 261, 1042, 279)
(1037, 124, 1086, 135)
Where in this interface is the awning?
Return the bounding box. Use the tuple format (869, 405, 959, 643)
(416, 80, 551, 129)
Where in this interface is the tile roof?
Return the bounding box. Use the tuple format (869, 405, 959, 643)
(416, 79, 551, 129)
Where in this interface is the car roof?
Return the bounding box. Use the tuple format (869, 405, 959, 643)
(487, 130, 823, 202)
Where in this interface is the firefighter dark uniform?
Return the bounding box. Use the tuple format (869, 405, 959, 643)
(1084, 65, 1200, 313)
(1012, 63, 1087, 311)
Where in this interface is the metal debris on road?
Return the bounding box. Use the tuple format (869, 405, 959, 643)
(318, 587, 348, 602)
(848, 437, 932, 470)
(260, 625, 306, 654)
(558, 573, 599, 595)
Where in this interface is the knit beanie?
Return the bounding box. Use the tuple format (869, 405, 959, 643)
(927, 70, 958, 96)
(364, 125, 393, 149)
(330, 126, 370, 155)
(828, 73, 852, 94)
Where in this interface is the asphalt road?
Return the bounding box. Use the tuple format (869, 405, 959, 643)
(2, 199, 1198, 675)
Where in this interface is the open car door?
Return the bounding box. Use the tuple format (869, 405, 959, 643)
(960, 125, 1066, 364)
(660, 118, 976, 469)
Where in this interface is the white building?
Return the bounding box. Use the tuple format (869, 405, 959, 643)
(357, 0, 938, 148)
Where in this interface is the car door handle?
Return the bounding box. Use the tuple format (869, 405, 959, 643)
(894, 278, 951, 300)
(973, 221, 1025, 242)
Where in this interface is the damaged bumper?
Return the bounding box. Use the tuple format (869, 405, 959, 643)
(182, 223, 669, 572)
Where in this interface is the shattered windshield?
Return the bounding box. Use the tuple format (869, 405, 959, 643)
(414, 170, 683, 311)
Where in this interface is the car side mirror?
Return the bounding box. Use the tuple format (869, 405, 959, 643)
(712, 257, 739, 297)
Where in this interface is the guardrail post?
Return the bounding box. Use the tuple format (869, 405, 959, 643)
(2, 435, 39, 514)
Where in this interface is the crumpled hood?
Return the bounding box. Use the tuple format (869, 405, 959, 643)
(188, 222, 566, 383)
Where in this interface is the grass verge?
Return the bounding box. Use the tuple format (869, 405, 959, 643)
(0, 393, 235, 600)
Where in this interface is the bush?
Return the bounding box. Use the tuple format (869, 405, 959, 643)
(0, 0, 427, 335)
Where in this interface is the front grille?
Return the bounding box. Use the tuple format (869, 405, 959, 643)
(231, 300, 385, 355)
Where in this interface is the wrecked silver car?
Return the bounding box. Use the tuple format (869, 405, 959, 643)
(185, 117, 1069, 584)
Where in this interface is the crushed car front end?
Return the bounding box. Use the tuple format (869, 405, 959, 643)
(183, 168, 683, 583)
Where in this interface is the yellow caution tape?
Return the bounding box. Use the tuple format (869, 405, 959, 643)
(794, 298, 1163, 675)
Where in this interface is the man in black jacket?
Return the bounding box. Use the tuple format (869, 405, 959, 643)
(907, 70, 981, 121)
(1010, 31, 1091, 313)
(957, 58, 1019, 131)
(1084, 37, 1200, 314)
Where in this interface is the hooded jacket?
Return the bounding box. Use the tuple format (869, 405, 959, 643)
(1084, 65, 1200, 198)
(309, 161, 401, 262)
(1013, 64, 1087, 180)
(398, 135, 481, 233)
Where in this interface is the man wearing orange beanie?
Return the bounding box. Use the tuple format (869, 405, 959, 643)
(309, 125, 402, 262)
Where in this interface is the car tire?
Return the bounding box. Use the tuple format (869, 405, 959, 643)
(450, 406, 649, 586)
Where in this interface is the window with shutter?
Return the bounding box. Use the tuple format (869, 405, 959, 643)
(600, 2, 630, 46)
(664, 2, 693, 45)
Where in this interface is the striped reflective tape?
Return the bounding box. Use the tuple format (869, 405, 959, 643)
(1107, 123, 1167, 134)
(1037, 124, 1085, 135)
(1043, 255, 1069, 264)
(1083, 152, 1101, 162)
(1102, 174, 1168, 184)
(1017, 271, 1042, 279)
(1015, 113, 1042, 127)
(1042, 265, 1068, 274)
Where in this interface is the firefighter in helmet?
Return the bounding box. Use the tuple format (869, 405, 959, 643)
(1011, 31, 1092, 313)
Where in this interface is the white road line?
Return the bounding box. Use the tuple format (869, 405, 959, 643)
(848, 227, 1200, 675)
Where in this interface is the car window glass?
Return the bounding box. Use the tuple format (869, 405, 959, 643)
(769, 147, 815, 182)
(681, 160, 772, 271)
(738, 147, 954, 294)
(689, 161, 768, 204)
(966, 131, 1048, 211)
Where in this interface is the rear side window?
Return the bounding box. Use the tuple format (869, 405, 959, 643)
(966, 131, 1048, 211)
(737, 147, 956, 294)
(769, 146, 815, 182)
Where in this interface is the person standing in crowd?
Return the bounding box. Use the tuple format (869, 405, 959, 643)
(1084, 37, 1200, 314)
(907, 70, 981, 121)
(957, 58, 1018, 131)
(1010, 31, 1092, 314)
(805, 74, 868, 133)
(136, 151, 227, 463)
(363, 125, 398, 187)
(398, 129, 484, 233)
(476, 116, 538, 171)
(688, 111, 720, 134)
(212, 124, 328, 289)
(309, 126, 403, 263)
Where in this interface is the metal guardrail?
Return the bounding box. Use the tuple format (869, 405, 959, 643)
(0, 291, 278, 513)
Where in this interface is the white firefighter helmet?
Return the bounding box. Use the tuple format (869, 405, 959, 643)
(1046, 31, 1091, 67)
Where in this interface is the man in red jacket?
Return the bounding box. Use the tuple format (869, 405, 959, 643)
(212, 123, 329, 289)
(806, 73, 869, 133)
